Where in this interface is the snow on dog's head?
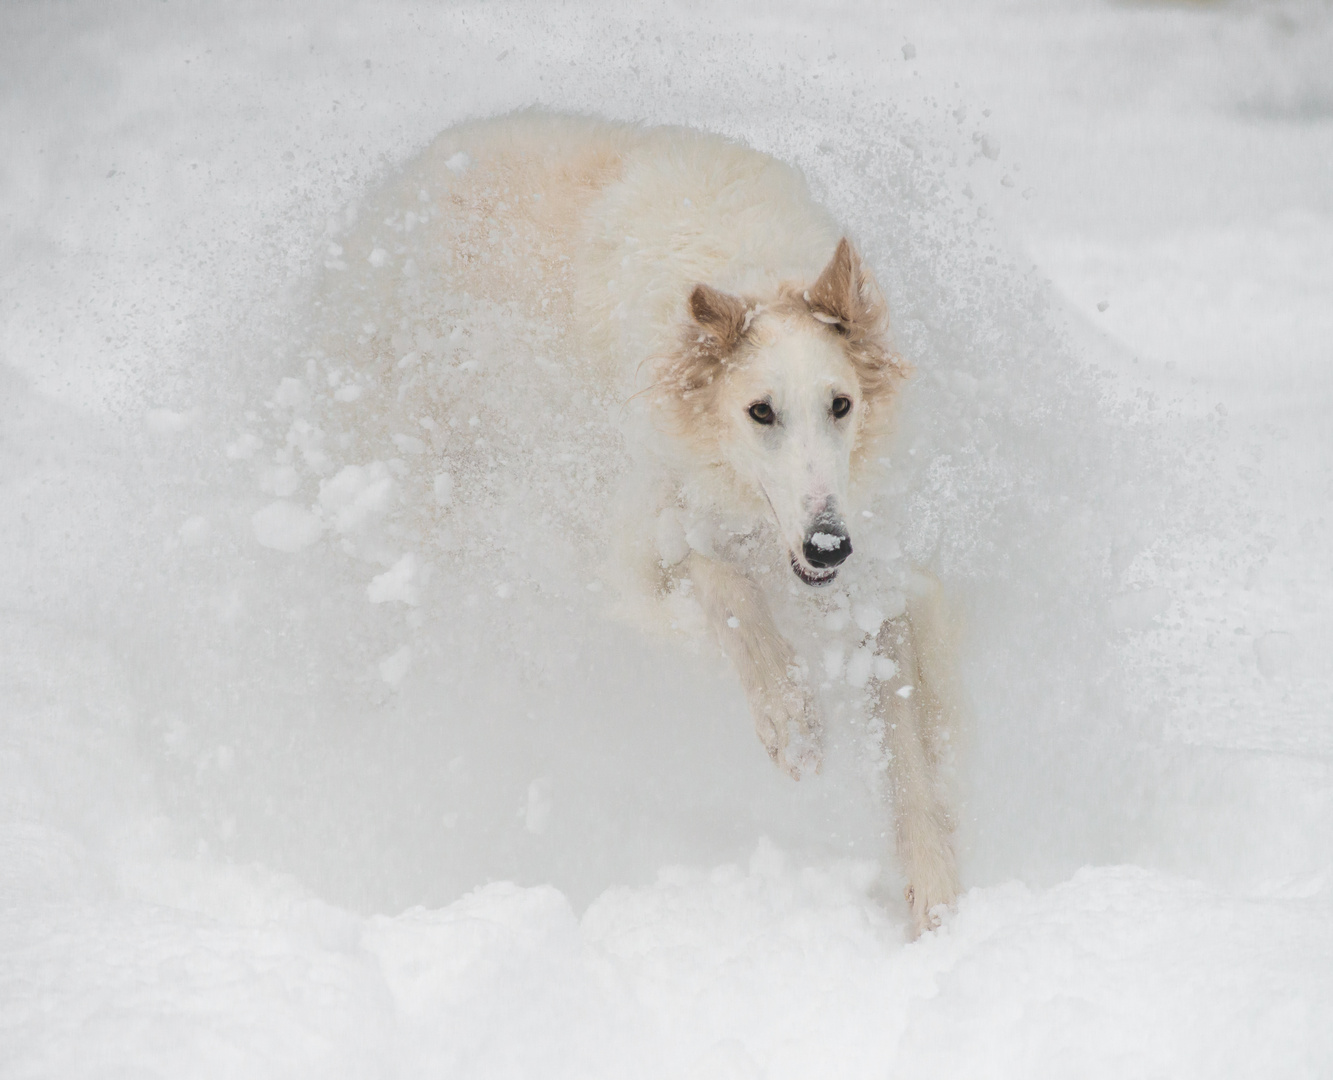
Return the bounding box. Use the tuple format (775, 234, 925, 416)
(652, 238, 905, 586)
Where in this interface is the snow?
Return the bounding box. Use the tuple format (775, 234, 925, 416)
(845, 646, 875, 690)
(251, 500, 325, 552)
(319, 462, 396, 536)
(368, 553, 421, 606)
(379, 644, 415, 688)
(808, 531, 843, 551)
(2, 0, 1331, 1075)
(851, 602, 886, 634)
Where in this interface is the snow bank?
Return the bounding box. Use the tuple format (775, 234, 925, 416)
(7, 845, 1329, 1079)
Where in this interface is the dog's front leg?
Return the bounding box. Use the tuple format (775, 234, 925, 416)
(687, 551, 820, 779)
(876, 612, 959, 935)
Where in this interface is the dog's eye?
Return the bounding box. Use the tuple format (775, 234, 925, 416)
(748, 401, 775, 425)
(831, 396, 853, 419)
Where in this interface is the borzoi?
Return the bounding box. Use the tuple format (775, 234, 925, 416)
(393, 112, 961, 932)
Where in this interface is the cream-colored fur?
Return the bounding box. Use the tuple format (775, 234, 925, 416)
(409, 111, 959, 934)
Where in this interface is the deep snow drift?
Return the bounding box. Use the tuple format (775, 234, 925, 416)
(2, 1, 1331, 1076)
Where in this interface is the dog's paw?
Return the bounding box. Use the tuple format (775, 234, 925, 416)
(782, 724, 822, 781)
(751, 674, 822, 780)
(903, 847, 960, 937)
(904, 883, 953, 937)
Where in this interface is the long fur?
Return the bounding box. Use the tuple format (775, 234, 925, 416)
(416, 111, 958, 934)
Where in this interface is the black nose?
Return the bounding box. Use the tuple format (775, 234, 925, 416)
(802, 521, 852, 569)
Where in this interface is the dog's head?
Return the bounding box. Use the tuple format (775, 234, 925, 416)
(653, 238, 905, 586)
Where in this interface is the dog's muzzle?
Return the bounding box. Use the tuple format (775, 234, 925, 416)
(791, 514, 852, 586)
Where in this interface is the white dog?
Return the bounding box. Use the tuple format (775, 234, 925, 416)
(352, 112, 961, 932)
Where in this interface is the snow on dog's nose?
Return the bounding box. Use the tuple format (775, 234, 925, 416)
(790, 510, 853, 586)
(802, 515, 852, 569)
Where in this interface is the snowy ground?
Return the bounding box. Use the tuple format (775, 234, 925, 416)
(2, 1, 1331, 1076)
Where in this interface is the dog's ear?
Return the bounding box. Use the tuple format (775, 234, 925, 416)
(655, 284, 752, 422)
(801, 238, 903, 412)
(689, 284, 751, 352)
(805, 238, 875, 335)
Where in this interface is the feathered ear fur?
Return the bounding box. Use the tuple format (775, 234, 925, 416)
(647, 284, 755, 437)
(689, 283, 751, 352)
(782, 237, 907, 424)
(804, 237, 872, 335)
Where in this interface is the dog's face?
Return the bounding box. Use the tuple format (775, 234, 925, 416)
(657, 239, 904, 587)
(717, 318, 861, 585)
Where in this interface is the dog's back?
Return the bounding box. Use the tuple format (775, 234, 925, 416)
(385, 113, 840, 390)
(571, 125, 840, 384)
(395, 112, 638, 325)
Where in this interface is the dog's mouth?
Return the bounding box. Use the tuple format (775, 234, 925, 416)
(790, 552, 839, 587)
